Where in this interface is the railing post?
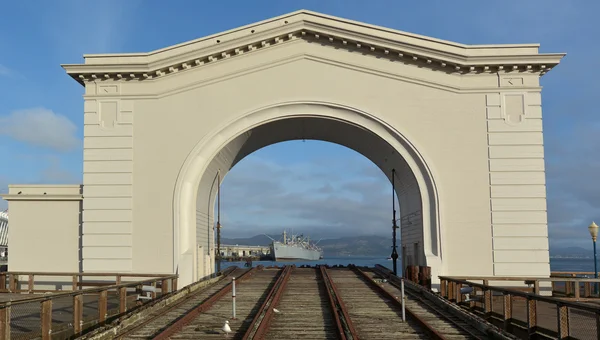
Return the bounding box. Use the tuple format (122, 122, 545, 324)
(584, 282, 591, 298)
(116, 274, 121, 285)
(161, 279, 168, 295)
(448, 281, 455, 301)
(119, 286, 127, 313)
(232, 277, 237, 319)
(73, 294, 83, 335)
(0, 273, 6, 292)
(440, 279, 447, 298)
(526, 297, 537, 338)
(484, 288, 492, 318)
(456, 283, 463, 304)
(565, 280, 572, 296)
(28, 275, 34, 294)
(557, 304, 569, 339)
(98, 290, 108, 323)
(503, 293, 512, 332)
(574, 281, 581, 300)
(41, 299, 52, 340)
(172, 277, 178, 291)
(72, 275, 78, 291)
(151, 281, 157, 299)
(401, 278, 406, 322)
(0, 305, 10, 340)
(8, 274, 15, 293)
(533, 280, 540, 295)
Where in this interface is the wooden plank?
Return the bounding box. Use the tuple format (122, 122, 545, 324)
(119, 287, 127, 314)
(557, 305, 569, 339)
(41, 299, 52, 340)
(0, 307, 10, 340)
(99, 290, 108, 323)
(73, 294, 83, 335)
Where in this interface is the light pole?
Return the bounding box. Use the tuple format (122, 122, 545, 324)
(216, 171, 222, 274)
(390, 169, 399, 276)
(588, 221, 599, 295)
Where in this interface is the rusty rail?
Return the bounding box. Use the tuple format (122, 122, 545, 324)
(352, 265, 451, 340)
(439, 276, 600, 339)
(0, 273, 177, 340)
(152, 266, 260, 340)
(242, 265, 293, 340)
(112, 266, 238, 339)
(320, 266, 359, 340)
(373, 265, 513, 340)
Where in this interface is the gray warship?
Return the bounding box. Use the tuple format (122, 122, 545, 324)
(269, 230, 324, 261)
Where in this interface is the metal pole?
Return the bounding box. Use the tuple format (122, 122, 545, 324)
(594, 240, 598, 295)
(216, 172, 222, 273)
(391, 168, 399, 276)
(401, 278, 406, 322)
(232, 277, 237, 319)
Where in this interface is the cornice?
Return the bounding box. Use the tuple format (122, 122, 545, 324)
(1, 194, 83, 201)
(62, 12, 565, 86)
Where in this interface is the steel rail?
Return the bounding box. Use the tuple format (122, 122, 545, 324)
(351, 265, 450, 340)
(112, 266, 239, 339)
(371, 266, 487, 340)
(320, 266, 360, 340)
(242, 265, 293, 340)
(373, 265, 514, 340)
(127, 266, 259, 340)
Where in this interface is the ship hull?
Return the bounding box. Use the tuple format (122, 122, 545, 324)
(271, 242, 322, 261)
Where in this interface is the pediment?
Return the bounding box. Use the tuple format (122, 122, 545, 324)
(62, 10, 565, 85)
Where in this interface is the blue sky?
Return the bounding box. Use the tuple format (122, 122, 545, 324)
(0, 1, 598, 250)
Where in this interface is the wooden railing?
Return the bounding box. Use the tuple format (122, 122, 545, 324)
(0, 271, 177, 294)
(439, 276, 600, 339)
(0, 272, 178, 340)
(550, 271, 599, 298)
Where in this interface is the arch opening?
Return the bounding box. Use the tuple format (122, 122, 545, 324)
(173, 102, 441, 286)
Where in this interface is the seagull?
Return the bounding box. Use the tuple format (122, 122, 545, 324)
(222, 320, 232, 337)
(273, 308, 281, 313)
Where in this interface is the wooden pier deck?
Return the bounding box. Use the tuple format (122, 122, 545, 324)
(1, 266, 600, 339)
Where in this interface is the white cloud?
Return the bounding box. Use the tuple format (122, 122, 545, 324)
(0, 107, 80, 152)
(219, 152, 392, 239)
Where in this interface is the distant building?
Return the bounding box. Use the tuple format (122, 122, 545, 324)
(0, 211, 7, 259)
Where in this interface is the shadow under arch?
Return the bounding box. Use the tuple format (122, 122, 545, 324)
(173, 101, 442, 286)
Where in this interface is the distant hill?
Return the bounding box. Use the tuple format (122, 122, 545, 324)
(549, 246, 591, 259)
(221, 235, 592, 258)
(221, 234, 393, 257)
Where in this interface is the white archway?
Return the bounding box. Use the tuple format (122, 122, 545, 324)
(173, 101, 441, 286)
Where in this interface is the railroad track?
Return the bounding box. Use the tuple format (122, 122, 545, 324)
(113, 264, 512, 340)
(367, 265, 515, 340)
(327, 267, 432, 339)
(151, 266, 284, 339)
(252, 266, 353, 340)
(114, 266, 253, 339)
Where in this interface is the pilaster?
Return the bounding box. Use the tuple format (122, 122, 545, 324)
(486, 85, 550, 276)
(82, 82, 134, 272)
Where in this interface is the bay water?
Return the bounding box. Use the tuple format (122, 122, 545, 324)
(221, 256, 597, 274)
